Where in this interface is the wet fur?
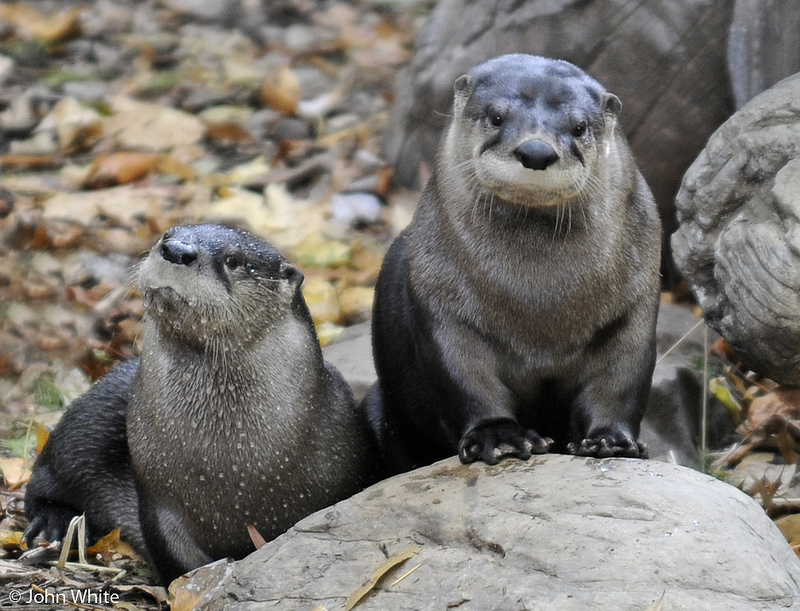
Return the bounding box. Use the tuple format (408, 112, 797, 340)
(366, 55, 661, 474)
(24, 224, 378, 583)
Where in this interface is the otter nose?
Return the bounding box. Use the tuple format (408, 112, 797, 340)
(514, 139, 559, 171)
(161, 239, 198, 266)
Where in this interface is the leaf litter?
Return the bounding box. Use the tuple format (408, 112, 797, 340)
(0, 0, 426, 605)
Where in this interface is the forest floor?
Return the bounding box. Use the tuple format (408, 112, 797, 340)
(0, 1, 798, 609)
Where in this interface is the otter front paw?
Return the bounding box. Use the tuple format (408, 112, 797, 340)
(458, 421, 553, 465)
(23, 505, 76, 546)
(567, 434, 647, 459)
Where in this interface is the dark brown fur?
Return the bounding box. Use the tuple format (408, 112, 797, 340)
(365, 55, 661, 474)
(25, 224, 378, 583)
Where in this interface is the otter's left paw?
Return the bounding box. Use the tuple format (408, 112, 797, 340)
(459, 420, 553, 465)
(567, 436, 648, 459)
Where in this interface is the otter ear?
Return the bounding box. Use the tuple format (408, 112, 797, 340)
(454, 74, 473, 95)
(603, 93, 622, 116)
(453, 74, 473, 114)
(281, 262, 304, 288)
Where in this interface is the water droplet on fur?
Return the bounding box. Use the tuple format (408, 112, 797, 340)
(199, 475, 205, 481)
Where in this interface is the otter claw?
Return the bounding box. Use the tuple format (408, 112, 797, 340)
(459, 421, 553, 465)
(567, 437, 648, 459)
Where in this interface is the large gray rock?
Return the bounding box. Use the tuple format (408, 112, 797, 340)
(728, 0, 800, 109)
(672, 72, 800, 385)
(188, 455, 800, 610)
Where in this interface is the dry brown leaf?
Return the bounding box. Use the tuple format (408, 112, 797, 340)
(261, 66, 301, 115)
(82, 152, 164, 189)
(87, 528, 140, 562)
(345, 545, 422, 611)
(42, 184, 176, 226)
(745, 389, 800, 431)
(246, 524, 267, 549)
(0, 456, 31, 489)
(0, 4, 82, 43)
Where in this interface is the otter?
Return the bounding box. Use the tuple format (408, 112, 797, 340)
(24, 224, 378, 583)
(365, 54, 661, 474)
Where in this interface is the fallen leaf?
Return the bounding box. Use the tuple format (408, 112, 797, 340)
(775, 514, 800, 545)
(345, 545, 422, 611)
(36, 98, 103, 152)
(246, 524, 266, 549)
(261, 65, 301, 115)
(35, 422, 49, 454)
(104, 96, 206, 151)
(291, 234, 352, 268)
(0, 4, 82, 43)
(0, 456, 31, 489)
(338, 286, 374, 323)
(83, 152, 164, 189)
(302, 277, 341, 326)
(42, 184, 178, 226)
(87, 528, 140, 562)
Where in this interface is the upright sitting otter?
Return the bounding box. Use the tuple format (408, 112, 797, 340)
(24, 224, 378, 583)
(365, 54, 661, 474)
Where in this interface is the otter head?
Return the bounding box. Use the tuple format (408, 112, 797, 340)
(448, 54, 621, 208)
(138, 224, 303, 350)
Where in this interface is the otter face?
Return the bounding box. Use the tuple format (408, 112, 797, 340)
(451, 54, 621, 207)
(139, 224, 302, 347)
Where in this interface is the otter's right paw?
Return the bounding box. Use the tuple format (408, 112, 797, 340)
(458, 421, 553, 465)
(23, 505, 76, 546)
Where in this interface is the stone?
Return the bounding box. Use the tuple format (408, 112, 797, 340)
(672, 72, 800, 385)
(185, 455, 800, 610)
(728, 0, 800, 109)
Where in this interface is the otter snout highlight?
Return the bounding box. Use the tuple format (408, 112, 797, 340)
(514, 138, 558, 171)
(160, 233, 198, 266)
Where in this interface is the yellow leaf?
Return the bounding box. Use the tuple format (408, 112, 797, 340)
(345, 546, 421, 611)
(709, 378, 742, 421)
(302, 277, 341, 326)
(0, 457, 31, 489)
(291, 235, 352, 268)
(35, 423, 50, 455)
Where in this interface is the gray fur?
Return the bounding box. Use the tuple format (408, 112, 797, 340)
(25, 224, 378, 583)
(366, 55, 661, 474)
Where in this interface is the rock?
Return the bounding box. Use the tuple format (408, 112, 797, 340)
(728, 0, 800, 109)
(383, 0, 736, 243)
(160, 0, 241, 22)
(671, 72, 800, 385)
(185, 455, 800, 610)
(644, 304, 732, 466)
(329, 192, 384, 227)
(323, 321, 373, 403)
(325, 305, 732, 465)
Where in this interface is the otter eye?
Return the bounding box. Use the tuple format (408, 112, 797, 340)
(224, 254, 242, 270)
(489, 113, 504, 128)
(571, 121, 587, 137)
